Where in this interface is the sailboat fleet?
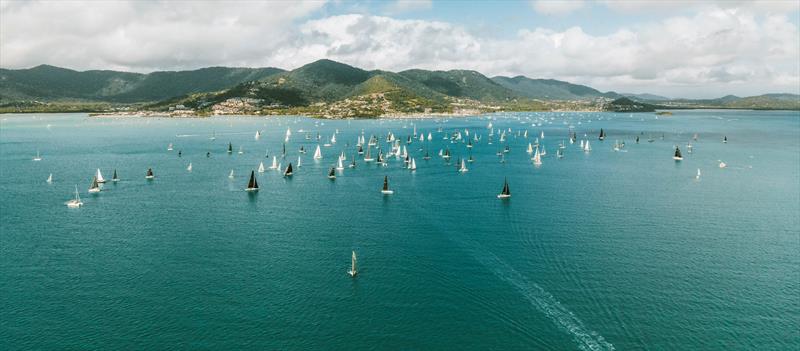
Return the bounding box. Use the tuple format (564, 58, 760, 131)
(43, 118, 720, 210)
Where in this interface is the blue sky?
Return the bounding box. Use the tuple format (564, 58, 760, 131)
(1, 0, 799, 98)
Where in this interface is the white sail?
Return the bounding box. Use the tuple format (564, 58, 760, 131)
(331, 134, 337, 144)
(255, 131, 261, 140)
(297, 155, 303, 167)
(348, 251, 358, 277)
(66, 185, 83, 208)
(33, 150, 42, 161)
(340, 151, 346, 161)
(533, 147, 542, 165)
(459, 159, 468, 172)
(95, 168, 106, 183)
(238, 146, 244, 154)
(258, 162, 265, 173)
(336, 156, 344, 170)
(527, 143, 534, 154)
(270, 156, 278, 169)
(187, 163, 193, 172)
(540, 130, 544, 139)
(696, 168, 701, 179)
(167, 143, 173, 151)
(410, 158, 417, 171)
(314, 145, 323, 159)
(229, 170, 235, 179)
(46, 173, 53, 183)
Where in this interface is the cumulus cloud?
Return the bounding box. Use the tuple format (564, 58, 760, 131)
(530, 0, 585, 15)
(384, 0, 433, 14)
(1, 0, 798, 97)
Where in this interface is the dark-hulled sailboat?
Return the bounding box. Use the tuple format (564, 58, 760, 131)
(145, 168, 154, 179)
(245, 170, 259, 191)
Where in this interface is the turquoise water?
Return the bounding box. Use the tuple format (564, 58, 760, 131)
(1, 110, 798, 350)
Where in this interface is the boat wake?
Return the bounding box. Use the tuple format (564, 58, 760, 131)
(461, 240, 615, 351)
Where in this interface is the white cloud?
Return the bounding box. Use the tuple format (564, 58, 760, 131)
(1, 0, 798, 97)
(384, 0, 433, 14)
(530, 0, 585, 15)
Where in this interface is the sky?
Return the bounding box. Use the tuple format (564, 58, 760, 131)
(1, 0, 799, 98)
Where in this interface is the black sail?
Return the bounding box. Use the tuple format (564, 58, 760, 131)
(284, 163, 293, 176)
(228, 142, 233, 153)
(383, 176, 389, 191)
(247, 170, 258, 189)
(147, 168, 153, 177)
(675, 147, 682, 158)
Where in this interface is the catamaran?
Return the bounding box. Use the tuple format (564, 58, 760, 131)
(348, 251, 358, 277)
(245, 170, 259, 191)
(146, 168, 154, 179)
(497, 178, 511, 199)
(66, 185, 83, 208)
(88, 176, 101, 193)
(381, 176, 394, 195)
(673, 146, 683, 161)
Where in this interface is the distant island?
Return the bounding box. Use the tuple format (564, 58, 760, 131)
(1, 59, 798, 117)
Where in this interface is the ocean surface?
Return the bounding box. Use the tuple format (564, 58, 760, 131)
(1, 110, 798, 350)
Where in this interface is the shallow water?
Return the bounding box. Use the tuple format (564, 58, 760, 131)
(1, 110, 798, 350)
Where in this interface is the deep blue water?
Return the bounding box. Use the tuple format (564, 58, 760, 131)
(1, 110, 798, 350)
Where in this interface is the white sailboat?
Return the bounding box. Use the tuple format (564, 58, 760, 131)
(533, 147, 542, 165)
(95, 168, 106, 183)
(33, 150, 42, 161)
(66, 185, 83, 208)
(297, 156, 302, 168)
(527, 143, 534, 154)
(254, 131, 261, 140)
(238, 146, 244, 154)
(584, 140, 591, 152)
(187, 162, 193, 172)
(269, 156, 278, 169)
(696, 168, 701, 180)
(167, 143, 173, 151)
(427, 132, 433, 141)
(719, 161, 727, 168)
(458, 158, 468, 172)
(336, 156, 345, 170)
(313, 145, 323, 159)
(410, 158, 417, 171)
(46, 173, 53, 183)
(348, 251, 358, 277)
(258, 161, 265, 173)
(229, 170, 235, 179)
(363, 146, 373, 162)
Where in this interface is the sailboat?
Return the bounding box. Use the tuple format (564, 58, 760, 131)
(313, 145, 323, 159)
(584, 140, 592, 152)
(33, 150, 42, 161)
(673, 146, 683, 161)
(533, 147, 542, 165)
(410, 158, 417, 171)
(348, 251, 358, 277)
(187, 162, 193, 172)
(350, 156, 357, 168)
(145, 168, 154, 179)
(468, 154, 474, 163)
(258, 161, 265, 173)
(88, 176, 101, 193)
(254, 130, 261, 140)
(95, 169, 106, 183)
(599, 128, 606, 141)
(210, 131, 216, 141)
(328, 167, 336, 179)
(112, 169, 119, 182)
(167, 143, 173, 151)
(696, 168, 701, 180)
(723, 136, 728, 143)
(527, 143, 534, 154)
(229, 170, 235, 179)
(719, 161, 727, 168)
(46, 173, 53, 183)
(283, 163, 293, 177)
(299, 146, 306, 154)
(458, 158, 468, 172)
(363, 146, 374, 162)
(423, 150, 431, 160)
(238, 146, 244, 155)
(381, 176, 394, 195)
(497, 178, 511, 199)
(245, 170, 259, 191)
(66, 185, 83, 208)
(269, 156, 278, 169)
(336, 156, 345, 170)
(297, 156, 303, 168)
(227, 142, 233, 153)
(556, 149, 564, 159)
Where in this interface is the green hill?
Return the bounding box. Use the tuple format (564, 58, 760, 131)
(401, 69, 516, 101)
(492, 76, 618, 100)
(0, 65, 284, 103)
